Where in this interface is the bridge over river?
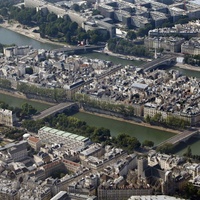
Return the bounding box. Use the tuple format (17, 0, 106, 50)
(33, 102, 78, 120)
(141, 55, 177, 72)
(155, 129, 199, 148)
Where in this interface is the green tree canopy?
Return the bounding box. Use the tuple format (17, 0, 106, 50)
(116, 133, 141, 151)
(126, 31, 136, 40)
(156, 143, 174, 154)
(71, 4, 80, 12)
(92, 127, 111, 142)
(21, 103, 37, 117)
(142, 140, 154, 147)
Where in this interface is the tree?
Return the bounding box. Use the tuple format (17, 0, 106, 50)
(156, 143, 174, 154)
(71, 4, 80, 12)
(0, 78, 12, 89)
(77, 32, 88, 41)
(142, 140, 154, 147)
(127, 105, 134, 117)
(116, 133, 141, 151)
(181, 183, 198, 199)
(152, 112, 162, 123)
(66, 32, 71, 43)
(90, 34, 100, 44)
(0, 101, 9, 109)
(4, 128, 25, 140)
(137, 24, 153, 37)
(127, 137, 141, 151)
(126, 31, 136, 40)
(92, 127, 111, 142)
(22, 119, 45, 133)
(0, 7, 8, 17)
(107, 38, 151, 57)
(145, 115, 151, 123)
(184, 146, 192, 157)
(21, 103, 37, 117)
(69, 22, 78, 32)
(45, 24, 58, 37)
(47, 13, 57, 22)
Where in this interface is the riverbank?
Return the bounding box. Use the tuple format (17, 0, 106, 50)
(0, 20, 64, 47)
(175, 63, 200, 72)
(79, 108, 182, 135)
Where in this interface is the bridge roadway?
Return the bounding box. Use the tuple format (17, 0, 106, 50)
(33, 102, 76, 120)
(156, 129, 199, 148)
(141, 55, 176, 72)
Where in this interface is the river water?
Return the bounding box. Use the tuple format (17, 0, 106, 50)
(0, 27, 60, 49)
(0, 93, 51, 112)
(72, 112, 175, 145)
(0, 27, 199, 155)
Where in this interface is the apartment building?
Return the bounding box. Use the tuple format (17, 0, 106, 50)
(0, 109, 16, 127)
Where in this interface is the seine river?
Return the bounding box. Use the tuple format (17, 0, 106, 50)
(0, 27, 60, 49)
(0, 93, 51, 112)
(0, 27, 200, 155)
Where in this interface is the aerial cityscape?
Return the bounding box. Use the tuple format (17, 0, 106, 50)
(0, 0, 200, 199)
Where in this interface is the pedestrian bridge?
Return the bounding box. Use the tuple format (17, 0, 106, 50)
(33, 102, 78, 120)
(155, 129, 199, 148)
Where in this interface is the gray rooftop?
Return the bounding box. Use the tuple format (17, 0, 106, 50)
(132, 82, 148, 90)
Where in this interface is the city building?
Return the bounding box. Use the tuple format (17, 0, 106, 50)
(27, 136, 42, 151)
(0, 109, 16, 126)
(79, 143, 104, 160)
(0, 179, 18, 200)
(128, 195, 185, 200)
(150, 11, 168, 28)
(38, 126, 91, 152)
(144, 36, 185, 53)
(181, 37, 200, 55)
(0, 141, 28, 162)
(3, 46, 32, 58)
(51, 191, 97, 200)
(131, 16, 149, 28)
(18, 184, 51, 200)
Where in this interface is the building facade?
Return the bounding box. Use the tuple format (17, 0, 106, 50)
(0, 109, 16, 126)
